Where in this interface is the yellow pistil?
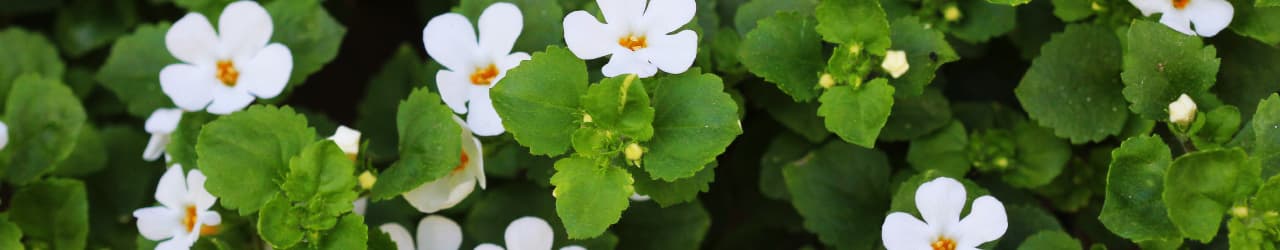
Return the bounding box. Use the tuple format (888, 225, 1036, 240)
(452, 151, 471, 173)
(216, 60, 239, 87)
(1172, 0, 1189, 9)
(469, 64, 500, 86)
(931, 237, 957, 250)
(619, 35, 648, 51)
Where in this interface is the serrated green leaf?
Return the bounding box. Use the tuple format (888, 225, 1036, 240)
(9, 179, 88, 250)
(458, 0, 564, 53)
(1099, 135, 1182, 241)
(740, 12, 824, 102)
(908, 121, 971, 177)
(1252, 94, 1280, 178)
(96, 23, 178, 118)
(197, 105, 316, 214)
(815, 0, 891, 53)
(371, 88, 461, 200)
(1050, 0, 1094, 21)
(168, 112, 216, 170)
(1017, 231, 1081, 250)
(582, 75, 655, 142)
(615, 201, 711, 250)
(733, 0, 818, 35)
(1190, 105, 1242, 149)
(356, 45, 434, 163)
(817, 78, 895, 148)
(888, 17, 959, 96)
(629, 162, 716, 207)
(1255, 175, 1280, 211)
(0, 217, 22, 250)
(951, 0, 1017, 42)
(259, 195, 305, 248)
(464, 183, 620, 250)
(1016, 24, 1127, 144)
(282, 141, 360, 227)
(551, 157, 634, 239)
(3, 74, 87, 184)
(881, 87, 952, 141)
(265, 0, 346, 92)
(1231, 0, 1280, 44)
(316, 214, 368, 250)
(53, 0, 136, 57)
(1003, 121, 1071, 188)
(643, 71, 742, 180)
(783, 141, 891, 250)
(1121, 20, 1220, 121)
(51, 125, 106, 177)
(998, 204, 1065, 250)
(1164, 148, 1261, 242)
(0, 28, 65, 111)
(491, 46, 588, 156)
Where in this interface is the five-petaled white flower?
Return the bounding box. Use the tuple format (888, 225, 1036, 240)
(881, 177, 1007, 250)
(476, 217, 585, 250)
(161, 1, 294, 115)
(144, 108, 184, 161)
(1128, 0, 1233, 37)
(562, 0, 698, 78)
(402, 116, 486, 213)
(423, 3, 529, 136)
(328, 125, 362, 159)
(379, 215, 464, 250)
(133, 165, 222, 250)
(1169, 93, 1197, 127)
(882, 50, 909, 79)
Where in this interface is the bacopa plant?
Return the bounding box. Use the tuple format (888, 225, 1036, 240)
(0, 0, 1278, 249)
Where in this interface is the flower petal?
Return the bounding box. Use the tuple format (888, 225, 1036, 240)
(880, 212, 933, 250)
(146, 108, 184, 134)
(493, 52, 531, 85)
(598, 0, 644, 29)
(424, 13, 480, 72)
(639, 30, 696, 75)
(437, 70, 473, 114)
(156, 237, 194, 250)
(200, 210, 222, 226)
(1159, 11, 1196, 36)
(466, 90, 505, 136)
(206, 87, 256, 115)
(133, 206, 180, 241)
(560, 246, 587, 250)
(563, 11, 620, 60)
(642, 0, 696, 34)
(155, 165, 188, 209)
(0, 122, 9, 150)
(328, 126, 362, 156)
(479, 3, 524, 56)
(186, 169, 217, 211)
(237, 43, 293, 99)
(166, 13, 219, 66)
(504, 217, 554, 250)
(953, 196, 1008, 248)
(465, 135, 487, 189)
(159, 64, 218, 112)
(476, 243, 506, 250)
(914, 177, 966, 228)
(1186, 0, 1234, 37)
(601, 50, 658, 78)
(218, 1, 274, 61)
(1128, 0, 1171, 16)
(353, 197, 369, 216)
(417, 215, 464, 250)
(144, 134, 171, 161)
(378, 223, 415, 250)
(403, 173, 477, 213)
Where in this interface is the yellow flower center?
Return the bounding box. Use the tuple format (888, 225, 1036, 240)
(619, 35, 647, 51)
(469, 64, 500, 86)
(1172, 0, 1189, 9)
(183, 205, 220, 236)
(452, 151, 471, 173)
(931, 237, 957, 250)
(216, 60, 239, 87)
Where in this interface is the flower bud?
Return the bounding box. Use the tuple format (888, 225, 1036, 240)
(1231, 206, 1249, 218)
(625, 143, 644, 166)
(882, 50, 910, 79)
(943, 5, 962, 22)
(1168, 94, 1197, 127)
(819, 73, 836, 89)
(583, 113, 594, 123)
(358, 170, 376, 190)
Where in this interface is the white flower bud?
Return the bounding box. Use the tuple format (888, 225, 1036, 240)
(882, 50, 910, 79)
(1168, 94, 1197, 126)
(329, 125, 362, 160)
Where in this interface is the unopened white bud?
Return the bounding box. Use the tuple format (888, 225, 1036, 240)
(1168, 94, 1197, 126)
(881, 50, 910, 79)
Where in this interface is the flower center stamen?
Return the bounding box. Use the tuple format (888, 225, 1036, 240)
(469, 64, 500, 86)
(452, 151, 470, 173)
(216, 60, 239, 87)
(1172, 0, 1189, 9)
(183, 205, 198, 233)
(931, 237, 957, 250)
(619, 35, 647, 51)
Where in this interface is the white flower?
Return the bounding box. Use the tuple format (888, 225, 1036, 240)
(133, 165, 222, 250)
(562, 0, 698, 78)
(160, 1, 294, 115)
(475, 217, 584, 250)
(379, 215, 464, 250)
(1128, 0, 1233, 36)
(881, 50, 909, 79)
(881, 177, 1007, 250)
(328, 125, 362, 159)
(1169, 93, 1197, 126)
(423, 3, 529, 136)
(403, 116, 486, 213)
(0, 121, 8, 151)
(144, 108, 184, 161)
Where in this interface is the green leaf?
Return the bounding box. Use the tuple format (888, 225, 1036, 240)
(880, 87, 952, 141)
(1253, 94, 1280, 178)
(96, 23, 179, 118)
(1121, 20, 1221, 121)
(52, 0, 137, 57)
(1255, 175, 1280, 211)
(1016, 24, 1128, 144)
(745, 82, 830, 143)
(1231, 0, 1280, 44)
(1099, 135, 1182, 241)
(582, 75, 655, 141)
(1163, 148, 1261, 242)
(1214, 34, 1280, 121)
(8, 179, 89, 250)
(1003, 121, 1071, 188)
(759, 133, 816, 200)
(168, 112, 217, 170)
(888, 17, 959, 97)
(282, 141, 360, 226)
(998, 204, 1065, 250)
(50, 125, 107, 177)
(265, 0, 347, 91)
(1260, 0, 1280, 7)
(464, 183, 620, 250)
(817, 78, 895, 148)
(615, 201, 711, 250)
(1190, 105, 1242, 149)
(3, 74, 87, 184)
(197, 105, 317, 214)
(629, 162, 716, 207)
(783, 141, 891, 250)
(356, 44, 433, 163)
(0, 217, 22, 250)
(1050, 0, 1094, 22)
(643, 71, 742, 180)
(370, 88, 462, 200)
(0, 28, 65, 111)
(491, 46, 588, 156)
(740, 12, 824, 102)
(908, 121, 971, 177)
(733, 0, 818, 35)
(551, 157, 634, 239)
(83, 125, 162, 250)
(259, 195, 305, 248)
(1017, 231, 1082, 250)
(950, 0, 1017, 43)
(316, 214, 368, 250)
(814, 0, 891, 53)
(458, 0, 564, 53)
